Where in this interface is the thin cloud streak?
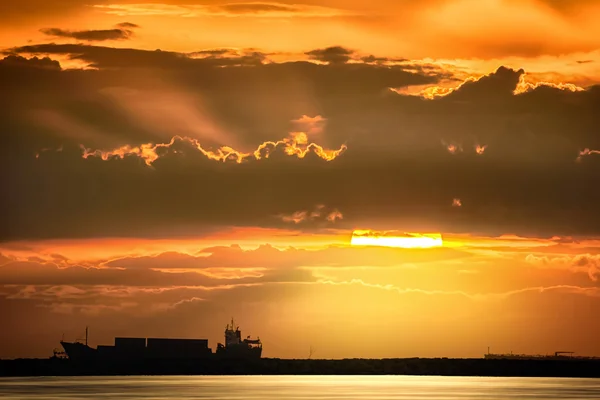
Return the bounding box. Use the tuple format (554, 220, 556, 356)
(92, 3, 358, 18)
(317, 279, 600, 301)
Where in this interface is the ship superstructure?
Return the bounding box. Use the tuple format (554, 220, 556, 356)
(216, 319, 262, 358)
(60, 319, 262, 362)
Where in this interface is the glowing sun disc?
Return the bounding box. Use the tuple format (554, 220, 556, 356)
(350, 230, 443, 249)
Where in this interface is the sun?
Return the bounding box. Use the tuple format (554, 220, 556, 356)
(350, 230, 443, 249)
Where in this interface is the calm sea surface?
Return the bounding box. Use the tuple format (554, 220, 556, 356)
(1, 376, 599, 399)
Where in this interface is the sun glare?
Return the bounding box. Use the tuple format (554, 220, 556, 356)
(350, 230, 443, 249)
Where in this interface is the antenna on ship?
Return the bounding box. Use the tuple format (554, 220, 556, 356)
(85, 326, 88, 346)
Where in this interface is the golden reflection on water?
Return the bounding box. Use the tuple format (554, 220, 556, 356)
(1, 375, 600, 399)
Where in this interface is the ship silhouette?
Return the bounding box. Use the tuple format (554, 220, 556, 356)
(3, 332, 600, 377)
(59, 319, 262, 362)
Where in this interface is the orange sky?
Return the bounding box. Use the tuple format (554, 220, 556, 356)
(1, 229, 600, 359)
(2, 0, 600, 359)
(2, 0, 600, 86)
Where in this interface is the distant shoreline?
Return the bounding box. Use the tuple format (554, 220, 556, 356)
(2, 357, 600, 378)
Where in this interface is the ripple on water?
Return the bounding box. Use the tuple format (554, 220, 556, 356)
(1, 375, 600, 400)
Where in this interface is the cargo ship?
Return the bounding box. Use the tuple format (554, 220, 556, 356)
(59, 319, 262, 362)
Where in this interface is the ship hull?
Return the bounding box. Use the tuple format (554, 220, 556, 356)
(60, 320, 262, 364)
(216, 345, 262, 359)
(60, 341, 98, 362)
(61, 341, 261, 363)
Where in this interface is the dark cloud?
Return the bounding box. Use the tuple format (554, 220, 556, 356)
(2, 43, 600, 240)
(40, 27, 134, 42)
(0, 55, 61, 70)
(305, 46, 354, 64)
(190, 48, 235, 56)
(444, 66, 525, 102)
(218, 3, 299, 14)
(115, 22, 139, 29)
(7, 44, 270, 69)
(360, 54, 408, 64)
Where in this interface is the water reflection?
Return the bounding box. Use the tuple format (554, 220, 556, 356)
(1, 375, 599, 399)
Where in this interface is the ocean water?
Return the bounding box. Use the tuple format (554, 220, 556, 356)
(1, 375, 599, 399)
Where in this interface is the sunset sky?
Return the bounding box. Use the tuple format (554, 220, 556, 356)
(2, 0, 600, 360)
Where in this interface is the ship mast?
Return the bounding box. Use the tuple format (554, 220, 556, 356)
(85, 326, 88, 346)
